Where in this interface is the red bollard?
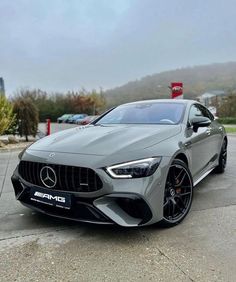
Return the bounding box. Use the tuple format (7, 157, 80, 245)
(46, 119, 51, 135)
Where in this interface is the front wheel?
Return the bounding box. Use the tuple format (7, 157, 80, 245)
(159, 159, 193, 228)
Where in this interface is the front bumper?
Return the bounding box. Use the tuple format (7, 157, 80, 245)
(12, 170, 155, 226)
(11, 155, 170, 227)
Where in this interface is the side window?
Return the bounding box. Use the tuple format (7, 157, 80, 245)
(189, 105, 204, 121)
(199, 105, 214, 121)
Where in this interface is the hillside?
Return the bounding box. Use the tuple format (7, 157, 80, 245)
(104, 62, 236, 107)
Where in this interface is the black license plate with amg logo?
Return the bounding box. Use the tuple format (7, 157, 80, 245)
(30, 187, 72, 209)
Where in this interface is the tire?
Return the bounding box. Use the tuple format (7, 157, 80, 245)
(214, 140, 227, 173)
(159, 159, 193, 228)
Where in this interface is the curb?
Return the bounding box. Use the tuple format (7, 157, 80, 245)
(0, 143, 33, 153)
(0, 147, 25, 153)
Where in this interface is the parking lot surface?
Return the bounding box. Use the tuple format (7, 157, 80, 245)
(0, 135, 235, 282)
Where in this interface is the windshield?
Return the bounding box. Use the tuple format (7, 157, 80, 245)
(96, 102, 185, 125)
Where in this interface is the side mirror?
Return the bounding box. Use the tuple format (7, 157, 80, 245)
(190, 117, 211, 132)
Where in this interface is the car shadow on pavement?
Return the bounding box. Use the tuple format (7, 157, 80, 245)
(26, 210, 163, 242)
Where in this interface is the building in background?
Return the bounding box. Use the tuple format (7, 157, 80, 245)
(196, 90, 229, 116)
(197, 90, 227, 107)
(0, 77, 5, 96)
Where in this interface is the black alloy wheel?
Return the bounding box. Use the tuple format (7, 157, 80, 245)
(160, 159, 193, 227)
(214, 140, 227, 173)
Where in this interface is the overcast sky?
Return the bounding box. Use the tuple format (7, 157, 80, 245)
(1, 0, 236, 94)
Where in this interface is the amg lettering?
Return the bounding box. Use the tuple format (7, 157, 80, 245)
(34, 191, 66, 203)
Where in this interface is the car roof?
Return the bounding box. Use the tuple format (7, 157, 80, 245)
(122, 99, 197, 106)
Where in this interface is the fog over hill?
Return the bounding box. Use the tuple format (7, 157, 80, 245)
(104, 62, 236, 107)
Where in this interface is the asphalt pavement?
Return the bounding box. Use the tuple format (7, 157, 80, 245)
(0, 135, 235, 282)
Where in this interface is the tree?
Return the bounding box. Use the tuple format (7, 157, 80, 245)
(0, 95, 15, 135)
(13, 87, 107, 122)
(71, 89, 107, 115)
(89, 89, 107, 114)
(218, 94, 236, 117)
(13, 98, 39, 141)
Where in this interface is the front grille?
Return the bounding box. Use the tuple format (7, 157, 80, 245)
(18, 161, 103, 192)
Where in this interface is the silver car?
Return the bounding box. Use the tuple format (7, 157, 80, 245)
(11, 99, 227, 227)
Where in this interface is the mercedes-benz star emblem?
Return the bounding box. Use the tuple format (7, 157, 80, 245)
(40, 166, 57, 188)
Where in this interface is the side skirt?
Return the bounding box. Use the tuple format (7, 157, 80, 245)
(193, 167, 216, 187)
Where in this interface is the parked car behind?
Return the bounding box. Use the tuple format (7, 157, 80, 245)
(78, 115, 99, 125)
(68, 114, 87, 124)
(57, 114, 74, 123)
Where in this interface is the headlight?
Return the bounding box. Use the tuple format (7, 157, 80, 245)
(106, 157, 162, 179)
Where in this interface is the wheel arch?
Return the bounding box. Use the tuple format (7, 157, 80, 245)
(224, 136, 228, 147)
(173, 152, 189, 167)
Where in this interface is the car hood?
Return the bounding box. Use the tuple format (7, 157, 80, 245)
(29, 124, 181, 156)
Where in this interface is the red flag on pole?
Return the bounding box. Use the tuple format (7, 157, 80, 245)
(171, 82, 183, 99)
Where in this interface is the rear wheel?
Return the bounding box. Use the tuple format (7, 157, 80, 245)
(159, 159, 193, 228)
(214, 140, 227, 173)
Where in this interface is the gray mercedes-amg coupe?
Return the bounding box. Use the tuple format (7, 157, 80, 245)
(11, 99, 227, 227)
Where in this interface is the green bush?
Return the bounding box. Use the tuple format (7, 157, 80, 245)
(3, 119, 18, 135)
(217, 117, 236, 124)
(0, 95, 15, 135)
